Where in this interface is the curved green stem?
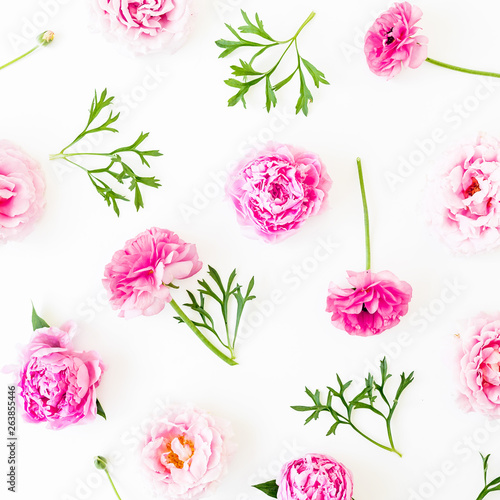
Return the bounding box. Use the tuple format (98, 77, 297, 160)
(426, 57, 500, 79)
(293, 11, 316, 39)
(104, 470, 122, 500)
(169, 298, 237, 366)
(349, 421, 402, 457)
(0, 46, 38, 71)
(356, 158, 371, 270)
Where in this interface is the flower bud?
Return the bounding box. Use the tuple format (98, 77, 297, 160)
(94, 456, 108, 470)
(37, 31, 55, 47)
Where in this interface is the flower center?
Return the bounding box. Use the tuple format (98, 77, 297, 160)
(162, 435, 195, 469)
(385, 28, 395, 45)
(464, 177, 481, 198)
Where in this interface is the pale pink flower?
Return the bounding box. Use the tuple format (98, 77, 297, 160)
(458, 315, 500, 417)
(142, 407, 230, 499)
(103, 227, 202, 319)
(427, 134, 500, 254)
(277, 454, 354, 500)
(17, 322, 105, 430)
(93, 0, 192, 55)
(364, 2, 428, 79)
(326, 270, 412, 337)
(226, 143, 332, 243)
(0, 140, 45, 243)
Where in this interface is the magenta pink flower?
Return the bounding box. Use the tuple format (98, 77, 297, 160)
(226, 143, 332, 243)
(327, 270, 412, 337)
(142, 407, 230, 499)
(427, 134, 500, 254)
(277, 454, 354, 500)
(364, 2, 428, 79)
(458, 315, 500, 417)
(17, 322, 105, 430)
(0, 140, 45, 243)
(103, 227, 202, 319)
(93, 0, 192, 55)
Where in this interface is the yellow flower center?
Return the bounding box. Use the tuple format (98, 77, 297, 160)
(162, 435, 195, 469)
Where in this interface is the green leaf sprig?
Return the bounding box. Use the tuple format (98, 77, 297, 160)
(50, 89, 162, 216)
(216, 11, 329, 116)
(292, 358, 414, 457)
(31, 304, 106, 419)
(476, 454, 500, 500)
(173, 266, 255, 363)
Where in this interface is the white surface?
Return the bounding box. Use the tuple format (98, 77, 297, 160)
(2, 1, 500, 499)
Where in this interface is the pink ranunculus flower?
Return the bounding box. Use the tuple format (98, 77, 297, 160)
(458, 315, 500, 417)
(326, 270, 413, 337)
(93, 0, 192, 55)
(226, 143, 332, 243)
(277, 454, 354, 500)
(103, 227, 202, 319)
(17, 322, 105, 430)
(0, 140, 45, 243)
(427, 134, 500, 255)
(364, 2, 428, 79)
(142, 407, 230, 499)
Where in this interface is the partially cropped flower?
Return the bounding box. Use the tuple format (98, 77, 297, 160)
(364, 2, 428, 79)
(17, 322, 105, 429)
(226, 143, 332, 243)
(327, 270, 412, 337)
(458, 315, 500, 417)
(277, 454, 354, 500)
(93, 0, 193, 55)
(427, 134, 500, 255)
(0, 141, 45, 243)
(142, 407, 230, 499)
(103, 227, 202, 319)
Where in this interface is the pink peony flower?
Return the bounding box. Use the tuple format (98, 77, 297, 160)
(0, 140, 45, 243)
(458, 315, 500, 417)
(142, 407, 230, 499)
(427, 134, 500, 254)
(103, 227, 202, 319)
(364, 2, 428, 79)
(326, 270, 412, 337)
(17, 322, 105, 430)
(93, 0, 192, 55)
(277, 454, 354, 500)
(226, 143, 332, 243)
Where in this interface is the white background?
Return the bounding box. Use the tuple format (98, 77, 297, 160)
(2, 1, 500, 499)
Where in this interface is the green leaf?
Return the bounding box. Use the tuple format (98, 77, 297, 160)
(301, 57, 329, 87)
(252, 480, 279, 498)
(96, 399, 106, 420)
(265, 75, 277, 112)
(31, 304, 49, 331)
(273, 70, 298, 91)
(295, 67, 314, 116)
(231, 59, 264, 77)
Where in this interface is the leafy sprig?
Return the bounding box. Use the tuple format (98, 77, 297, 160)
(50, 89, 162, 216)
(216, 11, 329, 116)
(476, 454, 500, 500)
(174, 266, 255, 362)
(292, 358, 414, 457)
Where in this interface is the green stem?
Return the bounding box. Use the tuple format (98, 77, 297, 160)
(426, 57, 500, 79)
(0, 46, 38, 71)
(349, 421, 402, 457)
(104, 469, 122, 500)
(169, 298, 237, 366)
(476, 487, 490, 500)
(293, 11, 316, 40)
(356, 158, 371, 270)
(50, 152, 115, 160)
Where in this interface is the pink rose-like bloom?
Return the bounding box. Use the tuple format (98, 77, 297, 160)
(226, 143, 332, 243)
(18, 322, 105, 430)
(326, 270, 413, 337)
(0, 140, 45, 243)
(427, 134, 500, 254)
(364, 2, 428, 79)
(142, 407, 230, 499)
(458, 315, 500, 417)
(103, 227, 202, 319)
(94, 0, 192, 55)
(277, 454, 354, 500)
